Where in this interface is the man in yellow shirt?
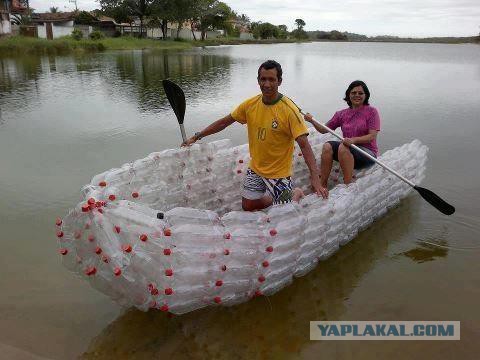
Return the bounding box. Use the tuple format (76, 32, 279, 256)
(182, 60, 328, 211)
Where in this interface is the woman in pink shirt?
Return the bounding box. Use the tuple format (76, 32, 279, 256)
(305, 80, 380, 186)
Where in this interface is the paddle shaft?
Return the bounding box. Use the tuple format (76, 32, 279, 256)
(300, 111, 416, 188)
(180, 123, 187, 143)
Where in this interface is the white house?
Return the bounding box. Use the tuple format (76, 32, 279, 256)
(0, 0, 12, 36)
(31, 12, 76, 40)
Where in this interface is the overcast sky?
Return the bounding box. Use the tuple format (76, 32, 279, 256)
(30, 0, 479, 37)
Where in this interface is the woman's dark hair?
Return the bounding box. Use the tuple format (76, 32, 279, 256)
(258, 60, 282, 81)
(344, 80, 370, 108)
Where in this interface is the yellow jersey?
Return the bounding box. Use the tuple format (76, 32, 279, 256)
(231, 94, 308, 178)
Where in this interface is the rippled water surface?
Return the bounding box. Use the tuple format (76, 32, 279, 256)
(1, 42, 479, 359)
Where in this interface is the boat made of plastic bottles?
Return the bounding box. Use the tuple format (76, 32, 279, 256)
(55, 129, 428, 314)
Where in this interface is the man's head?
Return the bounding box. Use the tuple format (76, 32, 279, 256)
(257, 60, 283, 101)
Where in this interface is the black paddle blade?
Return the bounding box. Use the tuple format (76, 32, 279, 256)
(414, 186, 455, 215)
(162, 79, 186, 124)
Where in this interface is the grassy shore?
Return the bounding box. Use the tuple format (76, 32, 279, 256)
(2, 35, 476, 56)
(0, 35, 299, 56)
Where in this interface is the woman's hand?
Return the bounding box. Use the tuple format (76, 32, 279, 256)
(304, 113, 314, 123)
(342, 137, 356, 147)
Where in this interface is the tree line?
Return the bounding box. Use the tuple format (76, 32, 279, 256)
(98, 0, 248, 40)
(98, 1, 308, 40)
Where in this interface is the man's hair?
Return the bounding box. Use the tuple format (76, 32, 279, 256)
(257, 60, 282, 81)
(343, 80, 370, 108)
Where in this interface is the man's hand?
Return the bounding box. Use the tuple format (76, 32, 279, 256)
(311, 173, 328, 199)
(342, 137, 355, 147)
(181, 135, 197, 147)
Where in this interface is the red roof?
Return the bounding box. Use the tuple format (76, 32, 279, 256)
(31, 12, 76, 23)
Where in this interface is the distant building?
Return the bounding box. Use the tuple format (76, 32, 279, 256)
(0, 0, 12, 36)
(31, 12, 76, 39)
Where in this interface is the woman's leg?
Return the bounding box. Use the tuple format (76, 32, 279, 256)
(338, 144, 355, 184)
(320, 142, 334, 187)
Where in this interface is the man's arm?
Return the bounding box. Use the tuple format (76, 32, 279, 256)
(296, 134, 328, 199)
(182, 114, 237, 146)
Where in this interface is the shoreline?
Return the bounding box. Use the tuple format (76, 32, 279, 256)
(0, 35, 478, 57)
(0, 36, 299, 56)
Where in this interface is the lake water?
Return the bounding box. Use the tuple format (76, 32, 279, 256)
(1, 42, 479, 359)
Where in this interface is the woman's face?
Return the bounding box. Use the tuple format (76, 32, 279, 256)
(349, 85, 366, 108)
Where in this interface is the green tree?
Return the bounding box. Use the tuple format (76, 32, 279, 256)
(49, 7, 58, 13)
(74, 11, 97, 25)
(99, 0, 154, 37)
(149, 0, 175, 39)
(194, 0, 233, 40)
(253, 22, 279, 39)
(277, 24, 288, 39)
(294, 18, 305, 31)
(292, 19, 307, 39)
(170, 0, 196, 39)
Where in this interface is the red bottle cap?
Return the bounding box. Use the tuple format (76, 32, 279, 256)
(262, 261, 269, 268)
(165, 269, 173, 276)
(99, 181, 107, 187)
(55, 218, 62, 226)
(223, 249, 230, 255)
(160, 304, 169, 312)
(255, 290, 262, 297)
(266, 246, 273, 253)
(114, 225, 121, 234)
(237, 169, 242, 174)
(95, 246, 102, 254)
(56, 231, 64, 238)
(88, 234, 95, 242)
(239, 159, 244, 163)
(122, 244, 132, 253)
(258, 275, 265, 282)
(59, 248, 68, 255)
(114, 267, 121, 276)
(164, 288, 173, 295)
(151, 288, 159, 296)
(164, 228, 171, 236)
(269, 229, 277, 236)
(108, 194, 116, 201)
(132, 192, 139, 198)
(215, 280, 223, 287)
(87, 198, 96, 205)
(223, 232, 231, 240)
(163, 249, 171, 256)
(85, 266, 97, 276)
(81, 205, 89, 212)
(214, 296, 222, 304)
(140, 234, 148, 242)
(221, 265, 227, 271)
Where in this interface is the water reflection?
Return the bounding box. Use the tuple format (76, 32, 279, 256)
(82, 202, 415, 359)
(0, 50, 232, 117)
(108, 50, 232, 113)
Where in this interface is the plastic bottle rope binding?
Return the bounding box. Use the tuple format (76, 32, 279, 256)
(56, 132, 428, 314)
